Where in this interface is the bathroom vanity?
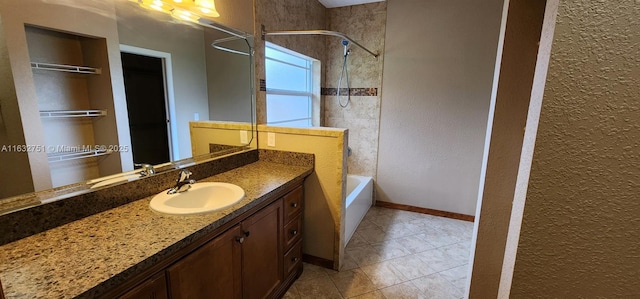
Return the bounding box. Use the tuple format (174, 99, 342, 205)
(0, 1, 316, 297)
(0, 155, 312, 298)
(117, 183, 304, 299)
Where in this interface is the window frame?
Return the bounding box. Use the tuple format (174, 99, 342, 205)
(265, 42, 320, 127)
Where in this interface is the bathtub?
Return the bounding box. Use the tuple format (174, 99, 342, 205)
(344, 175, 374, 246)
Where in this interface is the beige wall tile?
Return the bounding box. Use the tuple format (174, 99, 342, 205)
(254, 0, 328, 124)
(324, 2, 386, 180)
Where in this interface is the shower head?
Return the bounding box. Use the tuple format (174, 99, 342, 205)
(342, 39, 350, 56)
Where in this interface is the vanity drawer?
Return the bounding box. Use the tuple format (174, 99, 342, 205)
(284, 240, 303, 276)
(283, 186, 303, 223)
(283, 214, 303, 250)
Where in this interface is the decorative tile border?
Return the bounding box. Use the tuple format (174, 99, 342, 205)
(321, 87, 378, 96)
(262, 83, 378, 96)
(259, 79, 267, 91)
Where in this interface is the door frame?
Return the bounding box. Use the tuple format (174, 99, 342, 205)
(119, 44, 179, 161)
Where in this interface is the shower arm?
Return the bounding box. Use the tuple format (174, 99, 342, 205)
(261, 26, 379, 58)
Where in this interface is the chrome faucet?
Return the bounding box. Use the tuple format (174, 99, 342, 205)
(167, 170, 195, 194)
(135, 163, 156, 177)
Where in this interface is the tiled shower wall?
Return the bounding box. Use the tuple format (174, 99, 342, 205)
(254, 0, 327, 124)
(256, 1, 387, 179)
(324, 2, 387, 179)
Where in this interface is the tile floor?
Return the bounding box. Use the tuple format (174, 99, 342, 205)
(283, 206, 474, 299)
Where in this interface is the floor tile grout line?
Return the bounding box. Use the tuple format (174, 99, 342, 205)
(287, 206, 472, 299)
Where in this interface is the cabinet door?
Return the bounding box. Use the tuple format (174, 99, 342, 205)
(241, 199, 283, 299)
(119, 272, 168, 299)
(167, 225, 242, 299)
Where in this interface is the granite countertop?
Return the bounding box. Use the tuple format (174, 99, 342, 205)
(0, 183, 88, 215)
(0, 161, 312, 299)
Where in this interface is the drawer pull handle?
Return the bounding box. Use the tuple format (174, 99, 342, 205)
(236, 236, 244, 244)
(291, 202, 298, 208)
(291, 257, 299, 262)
(244, 231, 250, 237)
(290, 230, 298, 236)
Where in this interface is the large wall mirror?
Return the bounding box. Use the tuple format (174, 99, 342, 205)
(0, 0, 255, 209)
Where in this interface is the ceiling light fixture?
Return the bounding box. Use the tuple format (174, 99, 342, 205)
(171, 8, 201, 22)
(193, 0, 220, 18)
(134, 0, 221, 27)
(139, 0, 173, 13)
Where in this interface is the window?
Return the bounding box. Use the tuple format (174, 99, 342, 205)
(265, 42, 319, 127)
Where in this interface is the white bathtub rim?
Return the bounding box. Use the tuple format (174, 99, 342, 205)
(345, 174, 373, 207)
(344, 174, 374, 248)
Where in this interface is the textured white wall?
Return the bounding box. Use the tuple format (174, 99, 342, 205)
(376, 0, 503, 215)
(510, 1, 640, 297)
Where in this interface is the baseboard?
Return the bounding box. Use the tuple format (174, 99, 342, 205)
(273, 264, 303, 299)
(375, 201, 475, 222)
(302, 254, 334, 270)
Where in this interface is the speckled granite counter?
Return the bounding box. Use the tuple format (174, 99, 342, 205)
(0, 160, 312, 299)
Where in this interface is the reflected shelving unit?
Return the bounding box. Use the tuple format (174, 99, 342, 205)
(30, 62, 102, 75)
(47, 149, 113, 163)
(26, 25, 122, 188)
(39, 109, 107, 118)
(40, 109, 111, 163)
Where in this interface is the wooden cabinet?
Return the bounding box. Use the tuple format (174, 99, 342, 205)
(165, 203, 283, 299)
(166, 226, 242, 299)
(283, 186, 303, 222)
(113, 181, 304, 299)
(283, 241, 303, 276)
(282, 185, 304, 285)
(241, 201, 283, 299)
(119, 273, 168, 299)
(283, 215, 303, 250)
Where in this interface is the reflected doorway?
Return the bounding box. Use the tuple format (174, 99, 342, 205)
(120, 46, 178, 165)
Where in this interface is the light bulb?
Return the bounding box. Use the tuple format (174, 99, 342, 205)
(171, 8, 200, 22)
(139, 0, 172, 14)
(194, 0, 220, 17)
(150, 0, 163, 11)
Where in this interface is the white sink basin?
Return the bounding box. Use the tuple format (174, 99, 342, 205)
(149, 182, 245, 215)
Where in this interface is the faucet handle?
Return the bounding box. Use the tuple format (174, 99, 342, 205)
(167, 170, 195, 194)
(177, 170, 192, 182)
(135, 163, 156, 176)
